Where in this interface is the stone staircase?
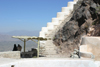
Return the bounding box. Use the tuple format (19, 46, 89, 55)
(39, 0, 79, 57)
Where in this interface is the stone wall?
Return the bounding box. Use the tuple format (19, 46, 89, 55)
(80, 37, 100, 61)
(0, 51, 20, 59)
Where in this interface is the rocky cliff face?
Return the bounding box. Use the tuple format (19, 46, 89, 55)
(53, 0, 100, 57)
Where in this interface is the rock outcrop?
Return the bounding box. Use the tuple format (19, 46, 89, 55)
(53, 0, 100, 57)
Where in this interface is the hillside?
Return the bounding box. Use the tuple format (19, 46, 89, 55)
(53, 0, 100, 56)
(0, 30, 39, 42)
(0, 34, 18, 42)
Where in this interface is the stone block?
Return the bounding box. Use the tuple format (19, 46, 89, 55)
(52, 18, 59, 22)
(47, 22, 54, 30)
(52, 18, 59, 26)
(81, 37, 100, 61)
(62, 7, 70, 15)
(57, 12, 65, 20)
(42, 27, 48, 33)
(67, 2, 76, 11)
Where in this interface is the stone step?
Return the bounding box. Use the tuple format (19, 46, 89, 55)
(45, 45, 55, 48)
(45, 54, 69, 58)
(45, 44, 55, 46)
(45, 41, 54, 44)
(57, 12, 65, 20)
(45, 48, 56, 50)
(52, 22, 59, 26)
(74, 0, 78, 2)
(45, 42, 55, 45)
(46, 55, 61, 57)
(44, 50, 57, 52)
(45, 48, 56, 51)
(46, 40, 53, 42)
(39, 48, 45, 50)
(62, 7, 70, 12)
(41, 27, 48, 33)
(45, 46, 55, 48)
(52, 18, 59, 22)
(45, 42, 55, 44)
(45, 45, 55, 47)
(47, 22, 54, 30)
(67, 2, 76, 11)
(39, 31, 46, 38)
(45, 47, 55, 50)
(54, 25, 58, 29)
(61, 7, 70, 16)
(44, 51, 57, 55)
(67, 2, 76, 7)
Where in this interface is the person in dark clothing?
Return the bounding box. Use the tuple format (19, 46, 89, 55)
(12, 44, 17, 51)
(31, 48, 37, 57)
(17, 44, 22, 51)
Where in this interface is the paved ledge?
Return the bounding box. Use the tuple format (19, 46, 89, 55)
(0, 58, 99, 67)
(0, 51, 20, 59)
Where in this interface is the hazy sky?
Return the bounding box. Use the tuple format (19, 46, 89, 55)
(0, 0, 73, 32)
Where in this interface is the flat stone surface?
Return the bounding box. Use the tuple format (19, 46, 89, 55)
(0, 58, 18, 65)
(0, 58, 99, 67)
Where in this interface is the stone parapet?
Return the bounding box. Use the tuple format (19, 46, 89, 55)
(0, 51, 20, 59)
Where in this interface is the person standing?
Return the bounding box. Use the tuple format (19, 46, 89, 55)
(12, 44, 17, 51)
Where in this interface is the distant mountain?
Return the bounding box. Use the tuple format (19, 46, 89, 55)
(0, 34, 18, 42)
(2, 30, 40, 36)
(0, 30, 40, 42)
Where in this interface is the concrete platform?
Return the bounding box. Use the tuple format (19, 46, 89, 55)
(0, 58, 99, 67)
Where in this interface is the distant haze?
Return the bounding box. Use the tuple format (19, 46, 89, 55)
(0, 30, 40, 42)
(0, 30, 39, 52)
(9, 30, 39, 36)
(0, 30, 39, 36)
